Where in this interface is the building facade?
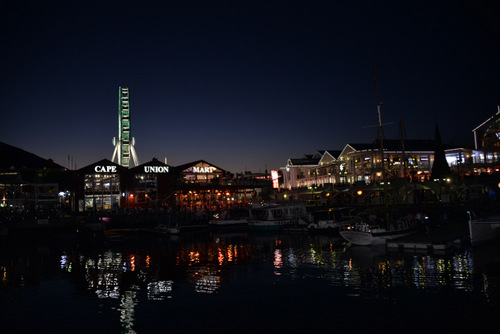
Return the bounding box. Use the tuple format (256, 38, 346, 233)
(0, 142, 68, 214)
(69, 158, 271, 214)
(283, 134, 500, 191)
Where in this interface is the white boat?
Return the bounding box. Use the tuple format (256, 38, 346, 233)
(307, 216, 363, 235)
(467, 211, 500, 245)
(209, 209, 248, 230)
(339, 217, 415, 246)
(248, 202, 311, 231)
(158, 223, 180, 235)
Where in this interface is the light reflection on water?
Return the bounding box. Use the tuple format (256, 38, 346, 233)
(1, 232, 499, 332)
(120, 287, 138, 334)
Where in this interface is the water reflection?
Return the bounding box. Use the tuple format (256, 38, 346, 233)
(189, 267, 220, 294)
(120, 286, 138, 334)
(0, 234, 488, 295)
(147, 280, 173, 300)
(83, 250, 124, 299)
(1, 232, 499, 331)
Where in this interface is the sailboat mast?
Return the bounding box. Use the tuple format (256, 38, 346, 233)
(374, 63, 390, 225)
(374, 63, 385, 184)
(400, 117, 407, 178)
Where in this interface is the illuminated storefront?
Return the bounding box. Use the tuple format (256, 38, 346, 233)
(74, 159, 126, 212)
(172, 160, 258, 211)
(175, 160, 225, 184)
(0, 142, 68, 212)
(73, 158, 174, 212)
(71, 157, 272, 215)
(284, 141, 442, 189)
(127, 159, 172, 209)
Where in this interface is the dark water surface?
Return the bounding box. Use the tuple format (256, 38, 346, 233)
(1, 231, 500, 333)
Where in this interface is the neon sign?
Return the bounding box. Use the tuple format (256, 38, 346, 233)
(94, 166, 117, 173)
(271, 170, 279, 189)
(144, 166, 169, 173)
(192, 166, 215, 173)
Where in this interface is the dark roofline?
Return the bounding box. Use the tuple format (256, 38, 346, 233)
(0, 141, 65, 170)
(129, 158, 170, 172)
(76, 158, 126, 173)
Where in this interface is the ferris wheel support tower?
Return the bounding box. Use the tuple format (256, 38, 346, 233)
(112, 86, 139, 168)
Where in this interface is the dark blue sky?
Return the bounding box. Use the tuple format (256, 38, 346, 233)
(1, 0, 499, 172)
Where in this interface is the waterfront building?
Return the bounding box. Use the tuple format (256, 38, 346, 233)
(349, 139, 439, 183)
(171, 160, 262, 211)
(72, 158, 173, 212)
(173, 160, 227, 184)
(471, 106, 500, 173)
(73, 159, 126, 212)
(57, 157, 273, 215)
(0, 141, 67, 212)
(282, 108, 500, 191)
(127, 158, 173, 209)
(283, 140, 459, 190)
(283, 152, 322, 190)
(435, 107, 500, 177)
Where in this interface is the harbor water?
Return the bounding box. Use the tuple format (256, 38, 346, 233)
(1, 230, 500, 333)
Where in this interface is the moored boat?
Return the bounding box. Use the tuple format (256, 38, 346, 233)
(248, 202, 311, 231)
(339, 216, 416, 246)
(158, 223, 180, 235)
(467, 211, 500, 245)
(307, 216, 362, 235)
(209, 209, 249, 231)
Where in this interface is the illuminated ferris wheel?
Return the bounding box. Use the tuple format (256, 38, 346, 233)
(112, 86, 139, 168)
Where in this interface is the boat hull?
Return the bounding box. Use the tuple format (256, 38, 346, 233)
(158, 224, 180, 235)
(339, 230, 384, 245)
(308, 227, 342, 235)
(247, 220, 289, 231)
(209, 220, 248, 231)
(308, 220, 342, 235)
(468, 219, 500, 245)
(248, 202, 311, 232)
(340, 225, 414, 246)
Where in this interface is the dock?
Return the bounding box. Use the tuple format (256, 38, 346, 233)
(387, 221, 470, 253)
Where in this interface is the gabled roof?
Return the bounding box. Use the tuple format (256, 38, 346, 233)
(316, 150, 342, 160)
(318, 150, 339, 165)
(326, 150, 342, 159)
(129, 158, 170, 172)
(337, 143, 365, 159)
(0, 141, 64, 170)
(383, 139, 436, 151)
(345, 143, 374, 151)
(472, 108, 500, 132)
(287, 157, 321, 166)
(286, 137, 451, 168)
(76, 159, 126, 173)
(172, 160, 226, 173)
(348, 139, 452, 153)
(288, 150, 343, 167)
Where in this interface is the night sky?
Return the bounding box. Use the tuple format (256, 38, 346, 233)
(1, 0, 499, 173)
